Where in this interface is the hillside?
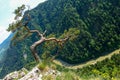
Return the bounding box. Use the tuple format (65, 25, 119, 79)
(0, 0, 120, 78)
(0, 33, 13, 64)
(3, 49, 120, 80)
(27, 0, 120, 64)
(53, 49, 120, 69)
(0, 33, 25, 78)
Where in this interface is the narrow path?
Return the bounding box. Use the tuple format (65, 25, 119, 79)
(53, 49, 120, 69)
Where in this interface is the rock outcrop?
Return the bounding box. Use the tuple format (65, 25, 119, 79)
(3, 66, 60, 80)
(4, 68, 28, 80)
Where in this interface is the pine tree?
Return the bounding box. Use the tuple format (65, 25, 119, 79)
(7, 5, 69, 63)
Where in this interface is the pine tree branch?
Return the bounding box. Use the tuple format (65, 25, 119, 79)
(45, 37, 69, 42)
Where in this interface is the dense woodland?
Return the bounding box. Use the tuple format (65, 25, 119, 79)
(0, 0, 120, 78)
(56, 54, 120, 80)
(26, 0, 120, 63)
(76, 53, 120, 79)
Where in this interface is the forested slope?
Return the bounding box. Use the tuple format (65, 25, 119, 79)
(0, 0, 120, 78)
(27, 0, 120, 63)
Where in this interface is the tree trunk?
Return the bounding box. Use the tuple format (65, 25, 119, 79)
(30, 37, 45, 62)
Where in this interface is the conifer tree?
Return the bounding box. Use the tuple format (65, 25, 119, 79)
(7, 5, 69, 62)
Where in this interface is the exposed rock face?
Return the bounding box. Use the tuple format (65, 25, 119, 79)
(3, 66, 61, 80)
(19, 67, 42, 80)
(3, 68, 28, 80)
(4, 71, 19, 80)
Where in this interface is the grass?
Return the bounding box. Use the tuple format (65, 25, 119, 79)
(56, 71, 81, 80)
(37, 61, 47, 71)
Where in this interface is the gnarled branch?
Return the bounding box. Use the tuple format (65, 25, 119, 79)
(29, 30, 69, 62)
(9, 5, 69, 63)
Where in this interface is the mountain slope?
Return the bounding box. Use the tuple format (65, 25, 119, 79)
(0, 0, 120, 78)
(0, 33, 12, 49)
(0, 33, 27, 78)
(3, 49, 120, 80)
(27, 0, 120, 63)
(53, 49, 120, 69)
(0, 33, 13, 62)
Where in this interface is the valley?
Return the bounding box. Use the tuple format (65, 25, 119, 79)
(0, 0, 120, 79)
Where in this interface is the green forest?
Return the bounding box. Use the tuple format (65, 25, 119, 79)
(26, 0, 120, 63)
(56, 53, 120, 80)
(0, 0, 120, 79)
